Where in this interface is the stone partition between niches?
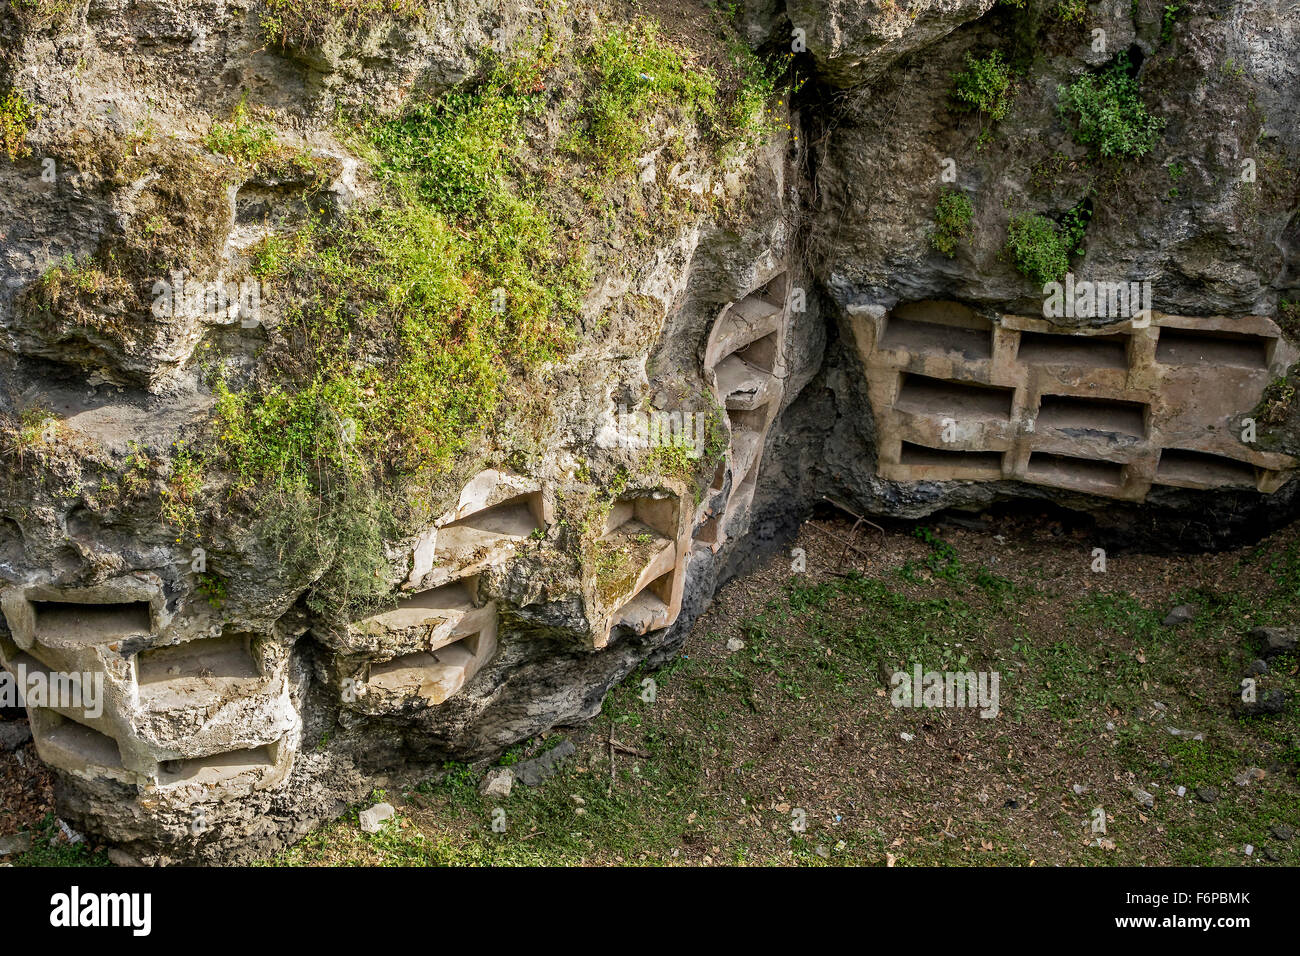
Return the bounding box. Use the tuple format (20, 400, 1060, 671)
(853, 301, 1299, 500)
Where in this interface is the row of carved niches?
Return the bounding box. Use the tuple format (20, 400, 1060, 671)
(854, 300, 1298, 501)
(0, 580, 295, 796)
(696, 271, 791, 550)
(327, 468, 550, 713)
(340, 575, 499, 712)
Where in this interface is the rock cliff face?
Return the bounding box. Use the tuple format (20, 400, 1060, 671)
(0, 0, 1296, 861)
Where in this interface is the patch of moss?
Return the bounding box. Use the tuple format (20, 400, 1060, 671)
(572, 22, 718, 175)
(6, 0, 81, 30)
(20, 137, 233, 358)
(203, 96, 329, 183)
(260, 0, 424, 50)
(0, 88, 34, 160)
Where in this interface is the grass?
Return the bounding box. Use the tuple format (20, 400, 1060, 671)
(10, 815, 112, 867)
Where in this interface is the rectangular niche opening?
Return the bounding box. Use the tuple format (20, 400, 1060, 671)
(614, 570, 675, 633)
(435, 491, 545, 564)
(1156, 448, 1258, 487)
(33, 711, 123, 772)
(367, 628, 494, 706)
(693, 515, 720, 549)
(1026, 452, 1125, 490)
(708, 292, 783, 371)
(898, 442, 1004, 471)
(157, 742, 278, 787)
(894, 373, 1014, 422)
(714, 352, 778, 410)
(733, 331, 779, 374)
(1016, 331, 1130, 369)
(136, 634, 264, 710)
(32, 601, 151, 644)
(394, 577, 478, 617)
(1155, 328, 1271, 370)
(602, 496, 678, 546)
(1035, 394, 1148, 439)
(879, 302, 993, 361)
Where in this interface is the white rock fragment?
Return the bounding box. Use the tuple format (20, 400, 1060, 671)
(359, 802, 395, 834)
(479, 768, 515, 799)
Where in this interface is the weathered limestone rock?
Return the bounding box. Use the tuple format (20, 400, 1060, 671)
(0, 0, 1297, 866)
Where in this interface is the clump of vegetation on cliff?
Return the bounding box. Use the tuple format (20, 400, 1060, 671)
(210, 20, 782, 615)
(949, 50, 1017, 144)
(0, 88, 34, 160)
(1004, 202, 1090, 284)
(930, 188, 974, 257)
(1059, 54, 1165, 159)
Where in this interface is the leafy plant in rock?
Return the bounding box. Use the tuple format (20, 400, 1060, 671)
(949, 50, 1016, 144)
(0, 88, 34, 161)
(1058, 54, 1165, 159)
(1005, 202, 1090, 284)
(930, 188, 974, 257)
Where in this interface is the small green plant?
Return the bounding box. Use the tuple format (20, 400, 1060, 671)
(160, 441, 204, 535)
(1055, 0, 1088, 23)
(949, 50, 1016, 143)
(195, 572, 227, 608)
(1058, 55, 1165, 158)
(1160, 2, 1182, 44)
(1256, 375, 1297, 425)
(1005, 203, 1090, 285)
(1166, 160, 1185, 199)
(204, 96, 322, 180)
(930, 188, 974, 257)
(0, 88, 34, 161)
